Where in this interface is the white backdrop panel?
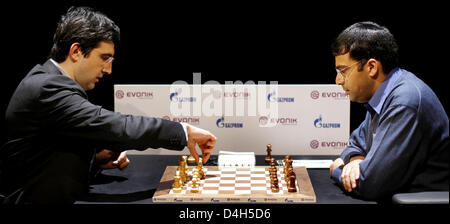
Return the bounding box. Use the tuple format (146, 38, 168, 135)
(114, 84, 349, 155)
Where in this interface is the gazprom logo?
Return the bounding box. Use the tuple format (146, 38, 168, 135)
(267, 91, 294, 103)
(314, 115, 341, 128)
(169, 91, 196, 102)
(216, 116, 243, 128)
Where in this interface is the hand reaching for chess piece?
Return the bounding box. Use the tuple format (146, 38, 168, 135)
(186, 124, 217, 164)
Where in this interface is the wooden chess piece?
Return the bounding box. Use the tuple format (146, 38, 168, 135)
(197, 160, 205, 179)
(285, 167, 294, 182)
(193, 170, 202, 186)
(287, 170, 297, 192)
(265, 144, 273, 163)
(177, 158, 187, 185)
(271, 173, 277, 181)
(284, 155, 292, 167)
(272, 178, 279, 186)
(270, 157, 276, 167)
(283, 155, 292, 176)
(271, 178, 279, 192)
(172, 175, 182, 193)
(187, 155, 196, 164)
(190, 177, 199, 193)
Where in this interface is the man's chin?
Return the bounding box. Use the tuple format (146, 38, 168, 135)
(85, 84, 95, 91)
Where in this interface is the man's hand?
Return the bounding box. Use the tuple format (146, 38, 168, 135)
(329, 158, 344, 176)
(186, 124, 217, 164)
(95, 149, 130, 170)
(341, 155, 364, 192)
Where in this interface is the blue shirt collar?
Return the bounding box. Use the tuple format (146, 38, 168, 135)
(366, 68, 402, 115)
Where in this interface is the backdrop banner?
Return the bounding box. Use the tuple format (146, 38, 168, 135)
(114, 84, 349, 155)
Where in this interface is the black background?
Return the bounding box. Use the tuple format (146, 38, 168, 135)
(1, 1, 448, 143)
(0, 0, 448, 217)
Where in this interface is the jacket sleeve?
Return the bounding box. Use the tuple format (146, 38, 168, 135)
(331, 112, 370, 184)
(353, 105, 422, 200)
(341, 112, 371, 163)
(37, 75, 187, 151)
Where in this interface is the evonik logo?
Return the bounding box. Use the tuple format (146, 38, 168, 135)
(115, 90, 154, 99)
(310, 139, 348, 149)
(311, 90, 348, 100)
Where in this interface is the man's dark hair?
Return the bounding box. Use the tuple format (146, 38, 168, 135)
(332, 21, 399, 74)
(49, 6, 120, 62)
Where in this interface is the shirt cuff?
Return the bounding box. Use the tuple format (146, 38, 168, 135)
(331, 165, 343, 185)
(343, 151, 364, 164)
(180, 122, 189, 144)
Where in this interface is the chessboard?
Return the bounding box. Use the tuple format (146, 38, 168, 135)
(153, 166, 316, 203)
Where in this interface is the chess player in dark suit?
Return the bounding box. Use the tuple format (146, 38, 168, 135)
(0, 6, 216, 204)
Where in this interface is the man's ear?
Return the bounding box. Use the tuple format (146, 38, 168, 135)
(366, 58, 379, 79)
(68, 43, 82, 62)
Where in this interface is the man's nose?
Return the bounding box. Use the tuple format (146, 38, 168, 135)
(102, 63, 112, 75)
(335, 74, 344, 85)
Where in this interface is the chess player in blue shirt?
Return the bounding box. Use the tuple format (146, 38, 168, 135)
(329, 21, 449, 201)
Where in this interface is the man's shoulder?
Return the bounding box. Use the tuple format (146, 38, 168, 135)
(20, 61, 83, 95)
(386, 69, 445, 120)
(387, 69, 432, 109)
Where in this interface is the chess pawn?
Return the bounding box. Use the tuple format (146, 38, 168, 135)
(187, 155, 196, 164)
(192, 168, 198, 179)
(190, 178, 199, 193)
(265, 144, 272, 163)
(198, 168, 205, 180)
(193, 171, 202, 186)
(197, 160, 205, 179)
(172, 175, 182, 193)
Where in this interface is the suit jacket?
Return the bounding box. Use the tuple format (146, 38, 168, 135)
(0, 59, 187, 195)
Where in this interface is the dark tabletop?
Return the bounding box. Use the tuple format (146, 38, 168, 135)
(77, 154, 375, 204)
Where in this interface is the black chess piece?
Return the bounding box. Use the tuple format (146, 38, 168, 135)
(265, 144, 272, 163)
(287, 170, 297, 192)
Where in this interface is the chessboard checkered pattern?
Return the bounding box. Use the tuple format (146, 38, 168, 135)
(169, 167, 299, 195)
